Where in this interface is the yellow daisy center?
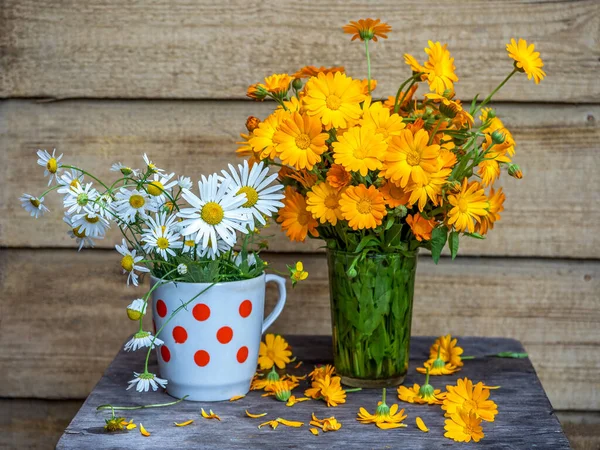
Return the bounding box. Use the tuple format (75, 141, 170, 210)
(294, 133, 312, 150)
(357, 198, 372, 214)
(121, 255, 134, 271)
(156, 237, 170, 249)
(147, 181, 164, 196)
(201, 202, 225, 225)
(326, 95, 342, 110)
(29, 198, 41, 207)
(324, 194, 339, 209)
(129, 194, 145, 209)
(72, 226, 86, 238)
(458, 198, 469, 213)
(184, 239, 195, 247)
(70, 179, 80, 188)
(85, 215, 100, 223)
(237, 186, 259, 208)
(47, 158, 58, 173)
(406, 149, 421, 166)
(353, 145, 369, 160)
(267, 350, 275, 360)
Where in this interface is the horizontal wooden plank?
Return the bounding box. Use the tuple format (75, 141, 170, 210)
(0, 249, 598, 410)
(0, 399, 82, 450)
(2, 100, 599, 258)
(1, 0, 598, 102)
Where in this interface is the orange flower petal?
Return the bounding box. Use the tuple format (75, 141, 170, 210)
(174, 420, 194, 427)
(276, 418, 304, 427)
(416, 417, 429, 432)
(245, 410, 268, 419)
(310, 427, 319, 435)
(229, 395, 245, 402)
(139, 423, 150, 437)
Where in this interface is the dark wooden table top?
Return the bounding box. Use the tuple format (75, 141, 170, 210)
(56, 336, 570, 449)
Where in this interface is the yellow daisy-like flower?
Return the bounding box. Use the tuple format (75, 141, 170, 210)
(305, 375, 346, 407)
(383, 84, 419, 113)
(263, 73, 292, 95)
(274, 112, 329, 170)
(423, 41, 459, 95)
(258, 333, 292, 370)
(104, 417, 136, 432)
(425, 93, 474, 128)
(357, 389, 408, 430)
(303, 72, 366, 129)
(406, 166, 451, 212)
(308, 364, 336, 381)
(289, 261, 309, 286)
(417, 360, 461, 376)
(249, 110, 288, 160)
(444, 409, 485, 443)
(326, 164, 352, 190)
(406, 214, 435, 242)
(277, 187, 319, 242)
(379, 181, 410, 208)
(263, 380, 294, 402)
(339, 184, 387, 230)
(310, 413, 342, 432)
(360, 97, 406, 143)
(404, 53, 427, 74)
(361, 79, 378, 95)
(306, 181, 344, 225)
(430, 334, 464, 367)
(477, 187, 505, 235)
(477, 159, 501, 187)
(293, 65, 345, 79)
(383, 128, 440, 188)
(333, 126, 388, 176)
(443, 378, 498, 422)
(506, 38, 546, 84)
(447, 179, 489, 233)
(397, 383, 446, 405)
(342, 18, 392, 42)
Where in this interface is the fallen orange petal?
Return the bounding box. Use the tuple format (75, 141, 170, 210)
(139, 423, 150, 436)
(294, 361, 303, 369)
(245, 410, 268, 419)
(276, 418, 304, 427)
(174, 420, 194, 427)
(416, 417, 429, 432)
(230, 395, 246, 401)
(376, 422, 407, 430)
(310, 427, 319, 435)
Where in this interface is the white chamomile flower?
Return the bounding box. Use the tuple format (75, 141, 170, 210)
(63, 182, 99, 215)
(177, 176, 193, 190)
(37, 148, 63, 185)
(145, 172, 177, 207)
(127, 371, 168, 392)
(64, 215, 96, 251)
(177, 264, 188, 275)
(142, 220, 183, 260)
(222, 160, 284, 227)
(124, 331, 163, 352)
(57, 169, 85, 194)
(197, 236, 231, 260)
(115, 238, 150, 286)
(113, 188, 155, 224)
(178, 174, 249, 250)
(96, 193, 115, 219)
(233, 251, 257, 268)
(126, 299, 147, 320)
(72, 205, 110, 239)
(20, 194, 49, 218)
(144, 212, 180, 235)
(110, 162, 139, 177)
(143, 154, 164, 174)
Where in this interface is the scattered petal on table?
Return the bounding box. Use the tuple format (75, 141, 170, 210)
(310, 428, 319, 435)
(276, 418, 304, 427)
(201, 408, 221, 421)
(258, 420, 279, 429)
(294, 361, 303, 369)
(416, 417, 429, 432)
(174, 420, 194, 427)
(376, 422, 407, 430)
(139, 423, 150, 436)
(245, 410, 268, 419)
(230, 395, 246, 402)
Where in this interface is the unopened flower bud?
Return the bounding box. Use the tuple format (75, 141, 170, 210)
(120, 167, 133, 176)
(394, 205, 408, 218)
(246, 116, 261, 132)
(347, 267, 358, 278)
(486, 109, 496, 119)
(508, 164, 523, 179)
(491, 130, 506, 145)
(292, 78, 303, 91)
(177, 264, 188, 275)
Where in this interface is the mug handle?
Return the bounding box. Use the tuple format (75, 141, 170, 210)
(262, 274, 287, 334)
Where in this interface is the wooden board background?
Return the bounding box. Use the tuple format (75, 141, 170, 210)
(0, 1, 599, 448)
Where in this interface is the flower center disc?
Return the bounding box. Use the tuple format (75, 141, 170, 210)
(47, 158, 58, 173)
(406, 149, 421, 166)
(147, 181, 164, 196)
(129, 194, 146, 209)
(458, 198, 469, 213)
(70, 179, 80, 188)
(121, 255, 134, 271)
(324, 195, 339, 209)
(326, 95, 342, 110)
(376, 127, 389, 139)
(29, 198, 41, 207)
(237, 186, 259, 208)
(201, 202, 225, 225)
(72, 226, 86, 238)
(156, 237, 170, 249)
(353, 146, 369, 160)
(85, 215, 100, 224)
(357, 199, 372, 214)
(294, 133, 312, 150)
(297, 211, 310, 226)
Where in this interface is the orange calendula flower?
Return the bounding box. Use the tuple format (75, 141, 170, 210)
(430, 334, 464, 367)
(277, 187, 319, 242)
(274, 112, 328, 170)
(104, 417, 136, 432)
(477, 187, 505, 235)
(425, 93, 474, 128)
(405, 166, 451, 212)
(293, 65, 345, 79)
(339, 184, 387, 230)
(506, 38, 546, 84)
(443, 378, 499, 422)
(360, 97, 406, 143)
(326, 164, 352, 190)
(343, 18, 392, 42)
(305, 374, 346, 407)
(309, 364, 336, 381)
(406, 214, 435, 242)
(361, 78, 378, 94)
(263, 73, 292, 95)
(311, 413, 342, 432)
(447, 179, 489, 233)
(379, 181, 410, 208)
(247, 83, 268, 100)
(200, 408, 221, 421)
(404, 53, 427, 74)
(279, 166, 319, 189)
(258, 333, 292, 370)
(249, 111, 288, 160)
(397, 383, 446, 405)
(383, 128, 440, 188)
(418, 346, 461, 375)
(444, 409, 485, 443)
(333, 125, 387, 176)
(303, 72, 366, 129)
(357, 389, 408, 430)
(306, 181, 344, 225)
(264, 380, 295, 402)
(423, 41, 459, 95)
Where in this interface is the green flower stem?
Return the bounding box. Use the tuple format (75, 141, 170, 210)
(96, 395, 188, 412)
(474, 69, 517, 114)
(393, 73, 423, 114)
(345, 388, 363, 393)
(61, 165, 110, 190)
(427, 119, 445, 145)
(38, 184, 62, 199)
(381, 387, 387, 404)
(364, 39, 372, 94)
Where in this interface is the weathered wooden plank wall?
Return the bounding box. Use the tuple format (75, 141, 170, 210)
(1, 1, 599, 448)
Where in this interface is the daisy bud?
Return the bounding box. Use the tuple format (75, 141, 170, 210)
(491, 130, 506, 145)
(126, 299, 146, 321)
(245, 116, 261, 132)
(508, 164, 523, 179)
(177, 263, 188, 275)
(292, 78, 303, 91)
(120, 167, 133, 176)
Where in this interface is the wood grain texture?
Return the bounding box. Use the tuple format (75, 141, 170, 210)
(1, 0, 598, 102)
(2, 100, 599, 258)
(1, 249, 598, 410)
(55, 336, 571, 450)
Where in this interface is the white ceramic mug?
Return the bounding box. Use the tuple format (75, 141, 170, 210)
(150, 273, 287, 401)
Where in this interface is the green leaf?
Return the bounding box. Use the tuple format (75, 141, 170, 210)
(469, 93, 480, 115)
(355, 235, 380, 253)
(430, 226, 448, 264)
(448, 231, 459, 260)
(464, 232, 486, 240)
(494, 352, 528, 359)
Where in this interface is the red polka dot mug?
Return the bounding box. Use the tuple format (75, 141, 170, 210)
(151, 273, 287, 401)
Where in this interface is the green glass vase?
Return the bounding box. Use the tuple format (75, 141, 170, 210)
(326, 248, 418, 388)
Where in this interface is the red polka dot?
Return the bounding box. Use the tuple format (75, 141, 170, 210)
(160, 345, 171, 362)
(217, 326, 233, 344)
(156, 299, 167, 318)
(194, 350, 210, 367)
(172, 326, 188, 344)
(239, 300, 252, 318)
(193, 303, 210, 321)
(237, 346, 249, 363)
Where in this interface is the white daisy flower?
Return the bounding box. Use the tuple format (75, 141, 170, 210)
(143, 154, 164, 174)
(57, 169, 85, 194)
(71, 205, 110, 238)
(197, 236, 231, 260)
(110, 162, 139, 177)
(37, 148, 63, 185)
(144, 172, 177, 207)
(113, 188, 155, 224)
(20, 194, 49, 218)
(178, 174, 249, 250)
(124, 331, 163, 352)
(177, 264, 188, 275)
(143, 212, 181, 235)
(126, 298, 147, 320)
(222, 160, 284, 227)
(64, 215, 96, 251)
(96, 193, 115, 219)
(63, 182, 99, 215)
(177, 176, 193, 190)
(142, 220, 183, 260)
(233, 251, 257, 268)
(115, 238, 150, 286)
(127, 371, 168, 392)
